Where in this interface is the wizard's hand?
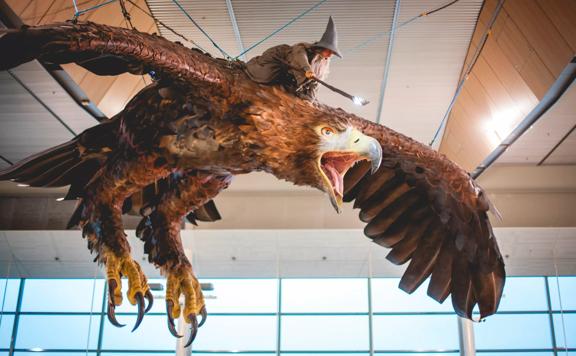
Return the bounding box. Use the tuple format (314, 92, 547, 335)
(305, 70, 316, 80)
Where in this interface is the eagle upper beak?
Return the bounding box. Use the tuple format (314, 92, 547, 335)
(317, 128, 382, 213)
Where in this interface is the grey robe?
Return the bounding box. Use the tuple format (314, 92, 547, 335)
(245, 42, 327, 100)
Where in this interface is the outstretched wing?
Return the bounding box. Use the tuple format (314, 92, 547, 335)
(0, 22, 230, 92)
(346, 118, 505, 319)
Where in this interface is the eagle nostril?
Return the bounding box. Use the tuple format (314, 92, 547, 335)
(354, 138, 360, 144)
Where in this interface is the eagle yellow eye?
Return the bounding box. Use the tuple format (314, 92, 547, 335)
(321, 127, 335, 136)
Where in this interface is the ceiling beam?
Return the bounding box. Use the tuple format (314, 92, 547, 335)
(375, 0, 400, 124)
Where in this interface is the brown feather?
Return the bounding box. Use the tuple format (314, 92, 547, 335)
(451, 254, 476, 319)
(472, 261, 505, 318)
(353, 168, 396, 208)
(399, 224, 445, 294)
(360, 182, 412, 222)
(427, 238, 455, 303)
(343, 160, 371, 196)
(386, 214, 433, 265)
(371, 206, 429, 248)
(364, 190, 420, 237)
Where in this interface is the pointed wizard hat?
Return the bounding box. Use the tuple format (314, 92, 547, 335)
(314, 16, 342, 58)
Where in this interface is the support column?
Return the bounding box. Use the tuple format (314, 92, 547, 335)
(458, 316, 476, 356)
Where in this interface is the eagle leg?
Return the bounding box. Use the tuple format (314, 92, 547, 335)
(74, 155, 172, 331)
(136, 171, 232, 345)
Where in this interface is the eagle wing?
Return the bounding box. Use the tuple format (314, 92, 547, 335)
(0, 21, 230, 92)
(346, 117, 505, 319)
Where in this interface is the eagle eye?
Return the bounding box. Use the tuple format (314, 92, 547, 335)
(321, 127, 335, 136)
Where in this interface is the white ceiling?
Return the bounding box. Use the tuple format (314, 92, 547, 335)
(1, 227, 575, 278)
(0, 60, 98, 168)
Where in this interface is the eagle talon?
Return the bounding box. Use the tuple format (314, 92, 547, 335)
(198, 306, 207, 327)
(144, 289, 154, 313)
(166, 300, 183, 338)
(107, 302, 125, 328)
(184, 314, 199, 348)
(132, 292, 145, 332)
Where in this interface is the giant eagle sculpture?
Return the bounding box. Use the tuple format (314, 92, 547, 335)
(0, 22, 505, 346)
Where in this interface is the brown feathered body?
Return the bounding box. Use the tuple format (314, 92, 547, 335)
(0, 22, 504, 336)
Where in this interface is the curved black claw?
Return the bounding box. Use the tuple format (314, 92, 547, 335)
(107, 302, 125, 328)
(198, 306, 208, 327)
(166, 300, 183, 338)
(184, 314, 199, 348)
(144, 289, 154, 313)
(132, 292, 145, 332)
(107, 280, 125, 328)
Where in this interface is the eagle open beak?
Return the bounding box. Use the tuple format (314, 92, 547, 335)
(318, 128, 382, 213)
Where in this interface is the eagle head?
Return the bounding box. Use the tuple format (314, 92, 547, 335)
(314, 124, 382, 212)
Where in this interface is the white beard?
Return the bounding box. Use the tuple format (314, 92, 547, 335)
(311, 54, 330, 80)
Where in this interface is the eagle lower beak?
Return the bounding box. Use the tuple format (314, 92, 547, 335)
(318, 128, 382, 213)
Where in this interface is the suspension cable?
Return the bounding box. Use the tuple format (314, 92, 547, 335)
(235, 0, 328, 60)
(346, 0, 460, 56)
(428, 0, 505, 147)
(170, 0, 231, 59)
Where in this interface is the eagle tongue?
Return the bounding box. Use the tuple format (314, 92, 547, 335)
(325, 163, 344, 197)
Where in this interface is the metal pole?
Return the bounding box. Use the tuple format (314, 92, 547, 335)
(457, 316, 476, 356)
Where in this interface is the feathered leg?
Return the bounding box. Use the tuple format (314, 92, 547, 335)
(136, 171, 232, 346)
(71, 154, 172, 331)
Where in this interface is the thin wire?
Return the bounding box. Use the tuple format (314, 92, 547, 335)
(235, 0, 329, 60)
(428, 0, 505, 147)
(170, 0, 231, 59)
(124, 0, 207, 52)
(345, 0, 461, 56)
(72, 0, 117, 19)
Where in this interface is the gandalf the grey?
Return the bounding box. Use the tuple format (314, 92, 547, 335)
(245, 16, 342, 101)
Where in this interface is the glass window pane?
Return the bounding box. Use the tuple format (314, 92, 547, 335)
(548, 276, 576, 310)
(373, 315, 458, 351)
(475, 314, 552, 349)
(102, 315, 177, 350)
(478, 353, 554, 356)
(371, 278, 453, 312)
(16, 315, 99, 349)
(282, 279, 368, 313)
(553, 313, 576, 348)
(281, 315, 369, 351)
(193, 315, 277, 351)
(0, 314, 14, 349)
(202, 279, 278, 313)
(15, 354, 96, 356)
(21, 279, 104, 312)
(497, 277, 548, 311)
(0, 279, 20, 312)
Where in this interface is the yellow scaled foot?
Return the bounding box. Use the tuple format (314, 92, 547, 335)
(165, 263, 206, 347)
(104, 249, 153, 331)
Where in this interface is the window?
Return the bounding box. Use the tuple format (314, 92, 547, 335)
(0, 279, 20, 312)
(373, 315, 459, 351)
(193, 315, 277, 351)
(0, 276, 573, 354)
(16, 314, 100, 350)
(282, 315, 369, 350)
(474, 314, 552, 350)
(282, 278, 368, 313)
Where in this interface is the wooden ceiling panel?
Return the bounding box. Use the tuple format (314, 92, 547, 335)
(439, 0, 576, 169)
(5, 0, 160, 118)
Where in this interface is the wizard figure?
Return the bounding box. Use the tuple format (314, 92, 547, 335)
(245, 16, 342, 101)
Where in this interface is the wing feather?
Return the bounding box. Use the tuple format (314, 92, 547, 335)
(345, 116, 505, 319)
(0, 22, 230, 92)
